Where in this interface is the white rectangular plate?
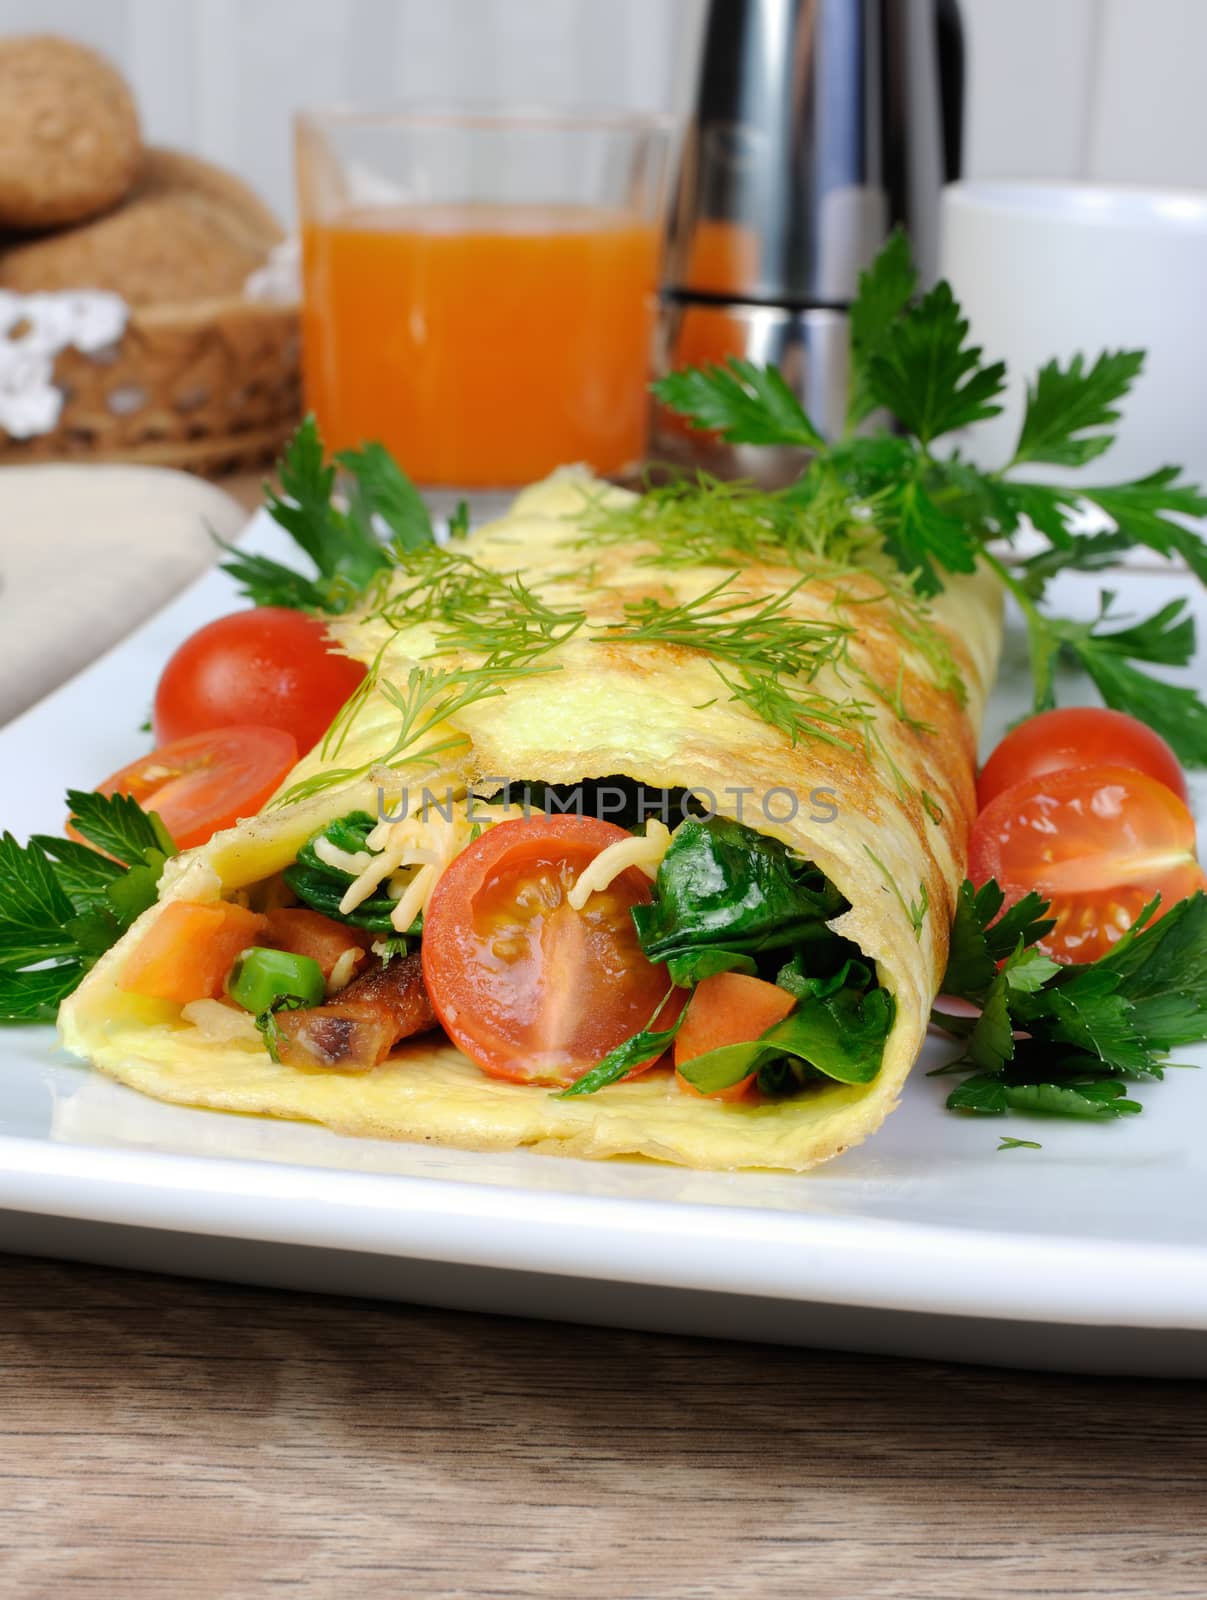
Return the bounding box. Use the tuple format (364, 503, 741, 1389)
(3, 515, 1206, 1375)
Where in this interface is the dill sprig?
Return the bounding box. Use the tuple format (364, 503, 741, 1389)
(863, 845, 930, 939)
(572, 471, 883, 575)
(433, 572, 586, 665)
(366, 548, 586, 669)
(276, 659, 548, 806)
(598, 574, 854, 681)
(575, 473, 965, 720)
(279, 547, 586, 806)
(596, 573, 950, 784)
(597, 574, 863, 750)
(365, 548, 505, 633)
(709, 663, 872, 752)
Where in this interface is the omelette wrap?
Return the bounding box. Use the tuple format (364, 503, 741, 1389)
(60, 472, 1002, 1171)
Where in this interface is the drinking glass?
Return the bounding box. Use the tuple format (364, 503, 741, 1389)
(296, 106, 671, 488)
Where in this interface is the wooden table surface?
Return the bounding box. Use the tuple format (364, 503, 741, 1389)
(1, 1254, 1204, 1599)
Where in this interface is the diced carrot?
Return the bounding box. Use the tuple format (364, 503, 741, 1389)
(673, 972, 796, 1102)
(118, 900, 267, 1005)
(262, 907, 371, 980)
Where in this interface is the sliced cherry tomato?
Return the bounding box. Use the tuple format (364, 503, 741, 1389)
(153, 607, 366, 755)
(118, 900, 267, 1004)
(969, 764, 1207, 963)
(421, 815, 682, 1086)
(978, 707, 1188, 810)
(674, 972, 796, 1102)
(79, 726, 298, 851)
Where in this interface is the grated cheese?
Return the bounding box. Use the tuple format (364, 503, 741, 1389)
(566, 819, 672, 911)
(314, 836, 374, 876)
(337, 831, 412, 916)
(326, 947, 363, 995)
(336, 798, 508, 928)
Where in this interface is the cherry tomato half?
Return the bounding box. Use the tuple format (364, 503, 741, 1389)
(977, 707, 1188, 811)
(421, 815, 682, 1086)
(969, 763, 1206, 963)
(153, 607, 366, 755)
(78, 726, 298, 852)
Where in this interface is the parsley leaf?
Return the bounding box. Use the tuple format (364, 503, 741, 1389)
(268, 416, 392, 588)
(1098, 891, 1207, 1048)
(962, 976, 1014, 1073)
(936, 883, 1207, 1126)
(338, 440, 434, 555)
(1013, 530, 1134, 602)
(215, 547, 327, 612)
(880, 474, 980, 597)
(1032, 595, 1207, 766)
(652, 358, 825, 449)
(221, 416, 434, 614)
(29, 835, 124, 908)
(942, 881, 1054, 1001)
(847, 228, 916, 428)
(1001, 944, 1062, 994)
(65, 789, 173, 868)
(947, 1072, 1141, 1120)
(862, 280, 1006, 445)
(1011, 350, 1145, 467)
(1037, 966, 1156, 1077)
(0, 961, 88, 1020)
(447, 500, 472, 541)
(0, 834, 81, 965)
(1, 793, 177, 1022)
(1078, 468, 1207, 585)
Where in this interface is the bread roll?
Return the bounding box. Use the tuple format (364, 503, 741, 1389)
(0, 35, 140, 228)
(0, 148, 284, 306)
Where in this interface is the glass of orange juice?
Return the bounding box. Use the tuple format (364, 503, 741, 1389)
(296, 107, 672, 488)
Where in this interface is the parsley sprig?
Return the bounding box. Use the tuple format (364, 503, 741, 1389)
(220, 416, 437, 614)
(655, 230, 1207, 764)
(932, 882, 1207, 1122)
(0, 792, 176, 1022)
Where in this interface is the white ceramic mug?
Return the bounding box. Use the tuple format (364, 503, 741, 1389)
(939, 181, 1207, 484)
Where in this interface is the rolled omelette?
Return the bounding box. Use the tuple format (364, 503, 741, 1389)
(59, 471, 1002, 1171)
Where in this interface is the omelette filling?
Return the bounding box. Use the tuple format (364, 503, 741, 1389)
(116, 782, 894, 1104)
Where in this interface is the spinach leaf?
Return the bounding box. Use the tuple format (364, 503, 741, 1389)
(284, 811, 413, 935)
(632, 816, 847, 963)
(665, 948, 757, 987)
(677, 960, 894, 1095)
(557, 992, 686, 1098)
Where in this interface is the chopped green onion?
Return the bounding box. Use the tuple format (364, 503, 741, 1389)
(227, 947, 325, 1015)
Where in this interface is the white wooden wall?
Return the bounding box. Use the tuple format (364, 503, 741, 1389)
(1, 0, 1204, 225)
(961, 0, 1207, 189)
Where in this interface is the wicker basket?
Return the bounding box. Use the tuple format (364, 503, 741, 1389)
(0, 293, 301, 476)
(0, 151, 302, 476)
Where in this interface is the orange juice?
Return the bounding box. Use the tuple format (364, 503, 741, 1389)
(301, 205, 661, 486)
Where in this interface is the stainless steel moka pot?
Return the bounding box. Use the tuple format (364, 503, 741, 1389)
(653, 0, 964, 479)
